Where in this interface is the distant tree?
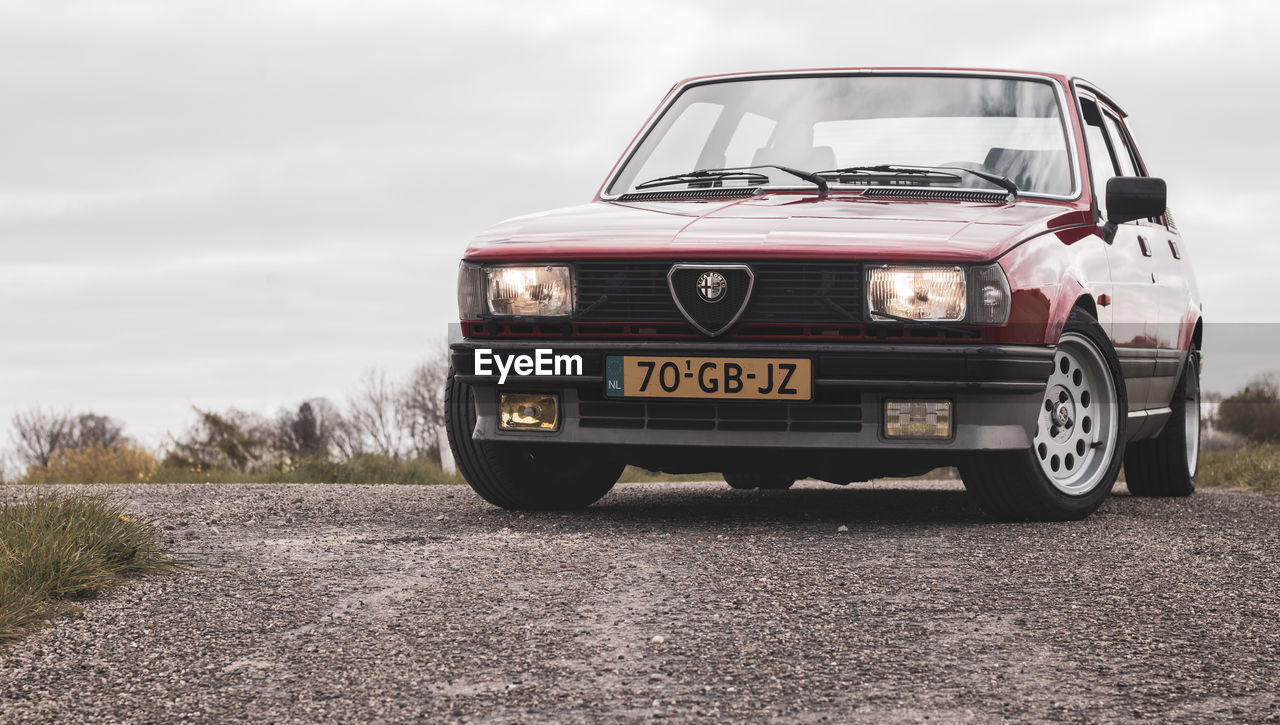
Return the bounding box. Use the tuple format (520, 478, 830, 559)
(292, 401, 322, 454)
(1217, 375, 1280, 444)
(10, 408, 74, 467)
(330, 412, 366, 463)
(9, 409, 131, 480)
(69, 413, 125, 450)
(347, 369, 408, 460)
(166, 407, 277, 473)
(398, 354, 449, 463)
(274, 397, 348, 460)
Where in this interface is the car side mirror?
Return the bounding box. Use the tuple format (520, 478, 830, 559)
(1106, 176, 1166, 225)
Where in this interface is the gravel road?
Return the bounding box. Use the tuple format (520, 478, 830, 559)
(2, 481, 1278, 723)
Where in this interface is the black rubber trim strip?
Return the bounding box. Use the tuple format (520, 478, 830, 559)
(452, 340, 1054, 385)
(454, 374, 1041, 393)
(1114, 347, 1160, 358)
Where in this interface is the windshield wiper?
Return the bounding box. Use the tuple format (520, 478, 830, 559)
(820, 165, 961, 182)
(637, 165, 829, 194)
(636, 169, 771, 191)
(818, 164, 1018, 200)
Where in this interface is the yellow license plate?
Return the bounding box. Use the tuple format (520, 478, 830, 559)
(604, 356, 812, 401)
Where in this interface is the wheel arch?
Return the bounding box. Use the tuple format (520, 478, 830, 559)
(1072, 293, 1098, 321)
(998, 230, 1110, 346)
(1042, 278, 1099, 346)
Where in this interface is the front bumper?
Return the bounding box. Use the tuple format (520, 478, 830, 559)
(450, 339, 1054, 451)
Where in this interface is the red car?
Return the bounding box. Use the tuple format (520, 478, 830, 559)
(446, 68, 1201, 521)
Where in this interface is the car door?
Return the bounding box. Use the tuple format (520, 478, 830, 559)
(1078, 93, 1160, 414)
(1101, 111, 1189, 415)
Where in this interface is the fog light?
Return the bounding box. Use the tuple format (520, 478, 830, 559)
(884, 399, 952, 439)
(499, 393, 559, 431)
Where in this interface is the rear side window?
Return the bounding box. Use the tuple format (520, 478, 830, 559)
(1103, 113, 1143, 177)
(1100, 115, 1152, 180)
(1103, 111, 1164, 225)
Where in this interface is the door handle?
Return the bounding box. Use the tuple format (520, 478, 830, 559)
(1137, 235, 1152, 257)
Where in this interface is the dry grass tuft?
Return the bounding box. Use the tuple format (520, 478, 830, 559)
(1198, 444, 1280, 493)
(0, 491, 182, 646)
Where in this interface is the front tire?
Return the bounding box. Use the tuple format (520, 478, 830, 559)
(445, 371, 623, 510)
(960, 309, 1128, 521)
(1124, 348, 1199, 497)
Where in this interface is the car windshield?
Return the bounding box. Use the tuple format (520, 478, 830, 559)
(607, 74, 1075, 198)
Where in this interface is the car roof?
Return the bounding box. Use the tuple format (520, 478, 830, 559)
(670, 67, 1126, 118)
(676, 66, 1067, 84)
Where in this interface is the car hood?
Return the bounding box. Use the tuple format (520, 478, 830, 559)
(465, 193, 1091, 263)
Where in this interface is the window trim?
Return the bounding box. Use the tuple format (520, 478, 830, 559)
(1075, 82, 1169, 230)
(1102, 110, 1144, 177)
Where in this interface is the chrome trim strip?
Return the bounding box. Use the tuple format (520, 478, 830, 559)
(1072, 78, 1128, 117)
(1127, 407, 1173, 419)
(666, 263, 755, 337)
(600, 69, 1083, 203)
(818, 379, 1044, 392)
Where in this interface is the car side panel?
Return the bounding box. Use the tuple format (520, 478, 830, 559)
(1155, 221, 1200, 388)
(1107, 223, 1162, 414)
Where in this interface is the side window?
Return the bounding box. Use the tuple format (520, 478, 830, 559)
(1102, 113, 1138, 176)
(1079, 97, 1119, 215)
(1104, 113, 1164, 226)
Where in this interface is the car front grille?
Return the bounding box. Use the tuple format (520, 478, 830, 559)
(574, 260, 863, 325)
(576, 390, 863, 433)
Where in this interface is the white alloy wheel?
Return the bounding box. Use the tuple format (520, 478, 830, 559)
(1184, 354, 1201, 474)
(1033, 332, 1121, 495)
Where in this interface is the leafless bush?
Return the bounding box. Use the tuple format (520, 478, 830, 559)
(9, 410, 130, 470)
(330, 415, 367, 463)
(10, 409, 74, 467)
(346, 369, 410, 460)
(397, 354, 449, 463)
(341, 350, 450, 463)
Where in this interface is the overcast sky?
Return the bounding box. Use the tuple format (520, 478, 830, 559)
(2, 0, 1278, 446)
